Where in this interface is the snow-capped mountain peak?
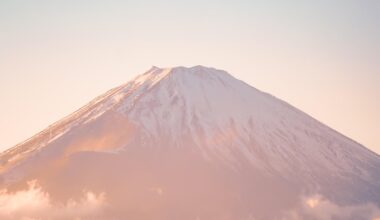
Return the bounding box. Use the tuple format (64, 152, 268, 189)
(0, 66, 379, 220)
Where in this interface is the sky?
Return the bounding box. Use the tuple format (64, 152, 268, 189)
(0, 0, 379, 154)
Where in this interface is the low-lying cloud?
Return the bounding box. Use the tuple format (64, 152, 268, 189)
(282, 194, 380, 220)
(0, 180, 106, 220)
(1, 181, 379, 220)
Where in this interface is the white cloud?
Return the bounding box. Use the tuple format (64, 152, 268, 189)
(0, 180, 106, 220)
(282, 194, 380, 220)
(149, 187, 164, 196)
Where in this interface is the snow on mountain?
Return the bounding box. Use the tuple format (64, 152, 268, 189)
(0, 66, 379, 220)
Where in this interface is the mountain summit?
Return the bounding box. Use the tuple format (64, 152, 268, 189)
(0, 66, 379, 220)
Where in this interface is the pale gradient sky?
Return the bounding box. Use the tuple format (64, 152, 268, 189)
(0, 0, 379, 154)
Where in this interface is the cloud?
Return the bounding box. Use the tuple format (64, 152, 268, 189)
(149, 187, 164, 196)
(282, 194, 380, 220)
(1, 181, 379, 220)
(0, 180, 106, 220)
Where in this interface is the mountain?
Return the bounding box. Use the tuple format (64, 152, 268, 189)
(0, 66, 379, 220)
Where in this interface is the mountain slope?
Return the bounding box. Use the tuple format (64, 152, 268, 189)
(0, 66, 379, 220)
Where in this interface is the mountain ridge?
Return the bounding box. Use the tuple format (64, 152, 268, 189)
(0, 66, 379, 220)
(2, 65, 379, 175)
